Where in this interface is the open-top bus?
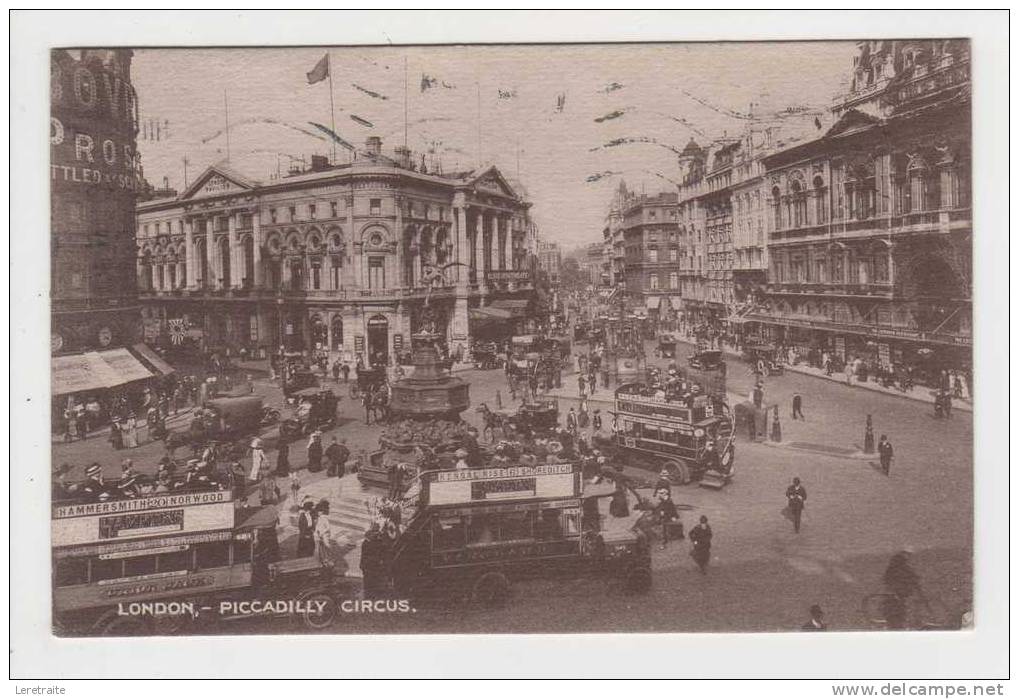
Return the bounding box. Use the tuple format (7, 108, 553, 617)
(603, 381, 736, 488)
(52, 485, 357, 635)
(388, 462, 652, 606)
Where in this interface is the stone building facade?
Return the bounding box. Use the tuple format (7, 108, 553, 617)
(135, 139, 536, 363)
(747, 39, 971, 376)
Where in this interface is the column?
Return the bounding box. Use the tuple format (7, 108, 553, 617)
(472, 211, 484, 280)
(455, 204, 468, 286)
(228, 212, 242, 289)
(499, 213, 509, 271)
(252, 209, 264, 288)
(204, 218, 215, 289)
(486, 212, 496, 273)
(184, 217, 196, 289)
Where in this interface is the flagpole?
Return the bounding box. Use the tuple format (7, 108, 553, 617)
(223, 91, 231, 162)
(403, 54, 409, 151)
(327, 52, 338, 164)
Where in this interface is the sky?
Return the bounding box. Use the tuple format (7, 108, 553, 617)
(132, 42, 858, 249)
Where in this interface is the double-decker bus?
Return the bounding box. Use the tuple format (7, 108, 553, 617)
(52, 486, 356, 635)
(607, 381, 736, 487)
(389, 462, 652, 606)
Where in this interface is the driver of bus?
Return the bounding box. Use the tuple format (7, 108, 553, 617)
(78, 463, 107, 503)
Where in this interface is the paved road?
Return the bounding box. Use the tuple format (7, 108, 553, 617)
(54, 344, 972, 633)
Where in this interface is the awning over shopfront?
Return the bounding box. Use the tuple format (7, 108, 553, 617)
(488, 299, 530, 316)
(132, 343, 176, 375)
(645, 296, 661, 309)
(52, 346, 165, 396)
(470, 306, 515, 321)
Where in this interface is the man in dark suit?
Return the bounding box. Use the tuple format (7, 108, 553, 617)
(878, 435, 894, 475)
(785, 477, 807, 533)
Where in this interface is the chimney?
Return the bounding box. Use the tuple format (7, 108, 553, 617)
(365, 136, 382, 157)
(393, 145, 412, 169)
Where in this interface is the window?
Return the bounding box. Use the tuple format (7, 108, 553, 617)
(370, 198, 382, 216)
(648, 249, 658, 263)
(249, 314, 259, 343)
(649, 274, 659, 290)
(433, 517, 466, 551)
(54, 558, 89, 587)
(288, 206, 297, 222)
(309, 204, 316, 220)
(311, 262, 321, 290)
(90, 557, 123, 582)
(536, 509, 564, 540)
(649, 210, 657, 220)
(670, 249, 678, 262)
(155, 549, 190, 574)
(368, 256, 385, 289)
(195, 541, 231, 569)
(669, 272, 679, 289)
(123, 554, 157, 578)
(143, 224, 150, 236)
(330, 201, 338, 218)
(330, 258, 342, 289)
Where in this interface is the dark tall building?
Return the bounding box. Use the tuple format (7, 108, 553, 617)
(50, 49, 142, 354)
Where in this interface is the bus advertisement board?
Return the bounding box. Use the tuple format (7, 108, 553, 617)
(426, 464, 579, 506)
(52, 492, 236, 547)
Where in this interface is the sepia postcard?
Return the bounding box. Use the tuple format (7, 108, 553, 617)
(10, 9, 1010, 682)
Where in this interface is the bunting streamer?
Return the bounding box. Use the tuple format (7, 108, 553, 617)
(308, 122, 356, 151)
(201, 117, 328, 144)
(680, 89, 753, 120)
(498, 88, 518, 100)
(588, 136, 684, 156)
(600, 82, 625, 94)
(554, 92, 567, 113)
(349, 114, 374, 128)
(585, 171, 620, 183)
(352, 83, 389, 100)
(594, 109, 626, 123)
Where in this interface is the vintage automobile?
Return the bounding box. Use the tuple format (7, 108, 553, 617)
(688, 348, 725, 372)
(742, 344, 785, 376)
(657, 334, 678, 359)
(165, 396, 267, 457)
(508, 398, 560, 437)
(472, 342, 503, 370)
(280, 388, 340, 438)
(282, 366, 319, 397)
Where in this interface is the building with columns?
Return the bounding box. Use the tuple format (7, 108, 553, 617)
(746, 39, 971, 378)
(135, 137, 536, 364)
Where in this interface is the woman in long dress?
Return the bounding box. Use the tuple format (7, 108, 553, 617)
(249, 439, 267, 482)
(122, 415, 138, 449)
(275, 439, 291, 477)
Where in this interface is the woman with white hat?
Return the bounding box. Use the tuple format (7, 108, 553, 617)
(248, 437, 267, 483)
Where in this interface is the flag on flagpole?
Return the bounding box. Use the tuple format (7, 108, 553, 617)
(307, 53, 330, 85)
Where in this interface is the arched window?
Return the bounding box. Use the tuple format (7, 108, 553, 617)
(242, 236, 255, 288)
(331, 316, 343, 350)
(812, 176, 827, 224)
(790, 180, 806, 228)
(218, 236, 231, 288)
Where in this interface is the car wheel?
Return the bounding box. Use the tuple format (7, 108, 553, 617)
(300, 590, 339, 631)
(664, 459, 690, 485)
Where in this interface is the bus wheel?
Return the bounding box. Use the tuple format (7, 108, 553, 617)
(94, 612, 150, 637)
(625, 566, 653, 594)
(664, 460, 690, 485)
(472, 572, 511, 608)
(298, 590, 339, 631)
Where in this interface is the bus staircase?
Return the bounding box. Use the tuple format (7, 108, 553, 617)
(699, 405, 737, 490)
(283, 477, 376, 541)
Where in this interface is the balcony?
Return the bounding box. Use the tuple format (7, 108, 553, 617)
(766, 281, 894, 298)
